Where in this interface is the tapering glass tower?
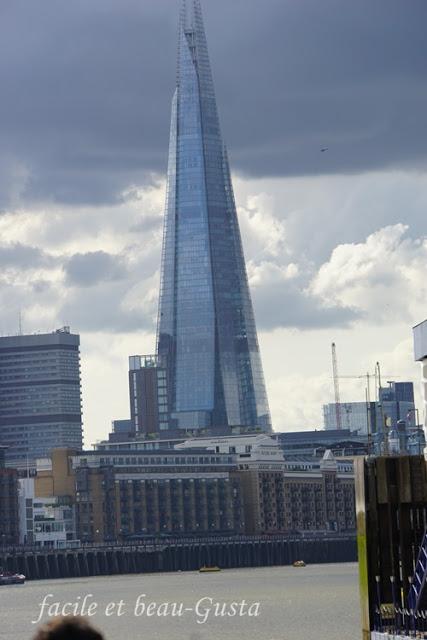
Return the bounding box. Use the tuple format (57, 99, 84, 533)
(157, 0, 271, 433)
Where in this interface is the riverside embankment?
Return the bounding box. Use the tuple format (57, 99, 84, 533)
(0, 534, 356, 580)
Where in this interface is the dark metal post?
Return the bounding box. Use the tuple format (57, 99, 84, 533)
(375, 575, 382, 632)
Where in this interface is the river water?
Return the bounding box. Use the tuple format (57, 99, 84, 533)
(0, 563, 360, 640)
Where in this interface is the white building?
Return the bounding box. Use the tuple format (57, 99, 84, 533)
(413, 319, 427, 437)
(18, 478, 78, 548)
(175, 433, 285, 463)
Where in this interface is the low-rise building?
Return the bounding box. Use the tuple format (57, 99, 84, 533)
(275, 429, 369, 458)
(18, 477, 78, 548)
(35, 447, 244, 542)
(283, 452, 355, 533)
(32, 435, 356, 542)
(176, 435, 287, 534)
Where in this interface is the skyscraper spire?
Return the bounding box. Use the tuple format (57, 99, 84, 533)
(157, 0, 271, 434)
(179, 0, 204, 31)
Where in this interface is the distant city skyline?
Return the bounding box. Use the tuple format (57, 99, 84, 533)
(0, 0, 425, 441)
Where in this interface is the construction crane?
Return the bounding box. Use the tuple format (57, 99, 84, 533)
(330, 346, 404, 435)
(334, 368, 405, 451)
(337, 369, 403, 404)
(331, 343, 342, 430)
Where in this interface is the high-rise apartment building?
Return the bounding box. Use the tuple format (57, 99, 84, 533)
(155, 0, 271, 434)
(0, 327, 83, 469)
(128, 355, 169, 436)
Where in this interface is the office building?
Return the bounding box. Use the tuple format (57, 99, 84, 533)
(108, 419, 134, 443)
(378, 381, 416, 430)
(155, 0, 271, 434)
(0, 327, 83, 469)
(128, 355, 169, 436)
(323, 382, 416, 437)
(323, 402, 377, 434)
(0, 447, 19, 545)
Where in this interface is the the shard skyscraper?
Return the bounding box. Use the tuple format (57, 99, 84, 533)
(156, 0, 271, 434)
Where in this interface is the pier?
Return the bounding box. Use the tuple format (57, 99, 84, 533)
(356, 455, 427, 640)
(0, 534, 356, 581)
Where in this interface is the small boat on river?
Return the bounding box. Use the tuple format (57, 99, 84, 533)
(0, 571, 26, 585)
(292, 560, 306, 568)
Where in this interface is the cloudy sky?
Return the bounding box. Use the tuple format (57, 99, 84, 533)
(1, 0, 426, 444)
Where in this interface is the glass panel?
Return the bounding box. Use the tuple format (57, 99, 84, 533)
(156, 3, 271, 433)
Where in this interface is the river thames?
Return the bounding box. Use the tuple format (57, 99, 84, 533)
(1, 563, 360, 640)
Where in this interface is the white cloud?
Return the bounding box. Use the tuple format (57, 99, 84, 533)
(260, 325, 422, 433)
(248, 260, 299, 286)
(234, 171, 427, 265)
(237, 191, 288, 261)
(0, 172, 426, 441)
(310, 224, 427, 324)
(268, 372, 333, 431)
(0, 178, 165, 255)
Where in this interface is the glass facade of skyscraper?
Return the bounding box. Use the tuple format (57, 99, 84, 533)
(157, 1, 271, 433)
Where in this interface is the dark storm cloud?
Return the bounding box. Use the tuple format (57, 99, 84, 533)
(1, 0, 426, 207)
(65, 251, 128, 287)
(58, 280, 156, 333)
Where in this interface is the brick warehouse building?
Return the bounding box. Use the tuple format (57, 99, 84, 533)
(31, 436, 355, 544)
(35, 448, 244, 542)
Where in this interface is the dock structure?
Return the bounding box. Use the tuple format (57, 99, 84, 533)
(0, 534, 356, 581)
(356, 455, 427, 640)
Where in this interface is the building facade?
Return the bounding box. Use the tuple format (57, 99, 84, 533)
(323, 402, 377, 434)
(128, 355, 169, 436)
(33, 438, 356, 542)
(155, 0, 271, 434)
(0, 327, 82, 469)
(378, 381, 416, 431)
(323, 382, 416, 436)
(277, 428, 369, 458)
(35, 448, 245, 542)
(414, 320, 427, 441)
(282, 452, 355, 534)
(0, 448, 19, 545)
(18, 478, 77, 548)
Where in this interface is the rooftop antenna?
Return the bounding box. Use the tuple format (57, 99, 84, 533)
(18, 310, 23, 336)
(376, 362, 382, 393)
